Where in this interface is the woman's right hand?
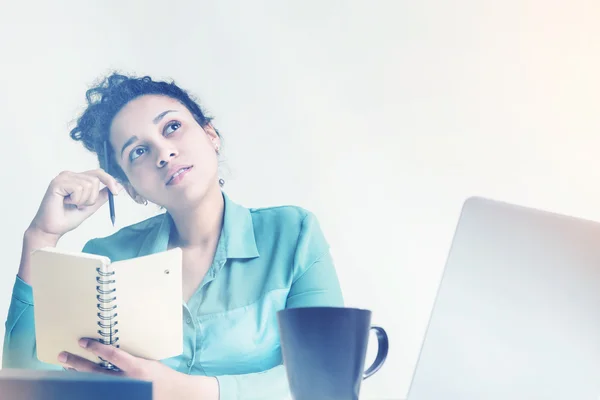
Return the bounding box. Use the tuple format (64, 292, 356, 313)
(27, 169, 123, 242)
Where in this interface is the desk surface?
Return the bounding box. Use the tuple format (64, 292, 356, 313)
(0, 369, 152, 400)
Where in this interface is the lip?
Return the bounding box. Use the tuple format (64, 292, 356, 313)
(165, 165, 193, 185)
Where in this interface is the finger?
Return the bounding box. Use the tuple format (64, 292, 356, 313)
(79, 338, 139, 372)
(59, 176, 103, 207)
(62, 184, 84, 207)
(70, 178, 94, 208)
(84, 169, 122, 195)
(58, 351, 115, 375)
(84, 177, 101, 206)
(77, 187, 110, 217)
(61, 178, 94, 208)
(76, 176, 99, 207)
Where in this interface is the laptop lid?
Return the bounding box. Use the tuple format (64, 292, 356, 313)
(407, 196, 600, 400)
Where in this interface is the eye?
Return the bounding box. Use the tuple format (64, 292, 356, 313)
(129, 147, 146, 162)
(164, 120, 181, 136)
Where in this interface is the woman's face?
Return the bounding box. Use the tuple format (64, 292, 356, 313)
(109, 94, 221, 210)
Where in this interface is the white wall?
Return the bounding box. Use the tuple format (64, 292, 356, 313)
(1, 1, 599, 398)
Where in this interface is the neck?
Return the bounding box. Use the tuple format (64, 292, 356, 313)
(167, 186, 225, 249)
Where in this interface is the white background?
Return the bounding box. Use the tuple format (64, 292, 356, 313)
(1, 1, 599, 398)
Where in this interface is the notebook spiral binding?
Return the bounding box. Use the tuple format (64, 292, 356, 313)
(96, 266, 120, 371)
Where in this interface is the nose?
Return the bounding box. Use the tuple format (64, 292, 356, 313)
(157, 146, 178, 168)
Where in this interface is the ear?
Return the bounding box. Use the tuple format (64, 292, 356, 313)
(203, 123, 221, 149)
(124, 182, 147, 205)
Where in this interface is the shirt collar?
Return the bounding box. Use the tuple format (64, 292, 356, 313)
(219, 191, 260, 259)
(139, 191, 259, 260)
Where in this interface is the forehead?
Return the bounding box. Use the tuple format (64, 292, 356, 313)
(109, 95, 187, 142)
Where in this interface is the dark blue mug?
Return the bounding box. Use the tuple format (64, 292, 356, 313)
(277, 307, 388, 400)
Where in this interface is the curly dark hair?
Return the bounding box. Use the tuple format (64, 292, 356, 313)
(69, 72, 215, 182)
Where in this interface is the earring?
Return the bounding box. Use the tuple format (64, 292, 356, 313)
(219, 178, 225, 187)
(215, 145, 220, 155)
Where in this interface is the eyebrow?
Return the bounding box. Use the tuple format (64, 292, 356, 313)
(153, 109, 177, 124)
(120, 135, 139, 159)
(119, 110, 179, 159)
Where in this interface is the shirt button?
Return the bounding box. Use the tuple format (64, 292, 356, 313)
(187, 360, 193, 367)
(186, 317, 192, 324)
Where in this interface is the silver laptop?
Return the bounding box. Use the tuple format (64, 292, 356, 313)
(407, 196, 600, 400)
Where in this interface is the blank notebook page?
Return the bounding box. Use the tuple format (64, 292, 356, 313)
(112, 248, 183, 361)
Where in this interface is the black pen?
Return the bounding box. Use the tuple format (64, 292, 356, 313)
(103, 141, 116, 226)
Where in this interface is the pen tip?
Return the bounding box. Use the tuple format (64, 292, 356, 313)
(111, 215, 115, 227)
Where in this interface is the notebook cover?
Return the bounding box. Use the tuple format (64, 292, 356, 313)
(30, 248, 110, 366)
(30, 247, 183, 367)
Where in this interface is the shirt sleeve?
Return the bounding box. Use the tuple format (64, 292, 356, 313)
(2, 275, 62, 370)
(287, 211, 344, 308)
(214, 211, 344, 400)
(215, 365, 290, 400)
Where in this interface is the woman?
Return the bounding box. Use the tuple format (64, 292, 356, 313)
(3, 73, 344, 399)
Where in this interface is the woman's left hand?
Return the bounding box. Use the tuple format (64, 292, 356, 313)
(58, 338, 219, 400)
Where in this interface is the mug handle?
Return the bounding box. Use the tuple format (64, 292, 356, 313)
(363, 326, 389, 379)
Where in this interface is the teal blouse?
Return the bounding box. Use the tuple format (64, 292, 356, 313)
(2, 191, 344, 399)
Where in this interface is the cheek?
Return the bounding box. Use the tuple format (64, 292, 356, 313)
(125, 164, 157, 190)
(201, 147, 219, 171)
(190, 138, 217, 164)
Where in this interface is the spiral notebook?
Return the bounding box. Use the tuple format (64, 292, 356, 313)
(29, 247, 184, 369)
